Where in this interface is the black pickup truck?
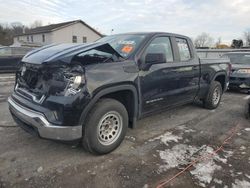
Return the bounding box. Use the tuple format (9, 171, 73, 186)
(8, 32, 230, 154)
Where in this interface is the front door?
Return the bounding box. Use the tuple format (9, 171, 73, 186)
(139, 36, 178, 114)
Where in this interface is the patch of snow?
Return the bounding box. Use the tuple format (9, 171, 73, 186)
(37, 166, 43, 173)
(232, 179, 250, 188)
(230, 170, 235, 177)
(157, 144, 199, 173)
(149, 131, 182, 146)
(177, 125, 196, 133)
(213, 178, 223, 184)
(223, 150, 233, 159)
(204, 146, 228, 164)
(176, 125, 187, 130)
(245, 128, 250, 132)
(243, 95, 250, 100)
(240, 146, 246, 150)
(214, 154, 227, 164)
(191, 160, 222, 187)
(190, 146, 222, 187)
(184, 129, 196, 133)
(245, 174, 250, 179)
(125, 136, 136, 141)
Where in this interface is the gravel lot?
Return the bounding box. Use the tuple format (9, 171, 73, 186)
(0, 74, 250, 188)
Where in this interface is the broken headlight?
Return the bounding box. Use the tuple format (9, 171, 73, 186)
(21, 65, 27, 76)
(65, 75, 85, 96)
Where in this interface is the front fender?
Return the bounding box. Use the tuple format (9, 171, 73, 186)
(79, 84, 139, 128)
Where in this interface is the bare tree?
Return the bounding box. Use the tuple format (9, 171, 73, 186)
(30, 20, 43, 28)
(215, 37, 221, 47)
(0, 22, 29, 45)
(194, 32, 214, 48)
(11, 22, 25, 35)
(244, 30, 250, 46)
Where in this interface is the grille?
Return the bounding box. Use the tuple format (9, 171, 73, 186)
(23, 69, 39, 88)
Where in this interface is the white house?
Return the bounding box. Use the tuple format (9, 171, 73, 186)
(13, 20, 103, 47)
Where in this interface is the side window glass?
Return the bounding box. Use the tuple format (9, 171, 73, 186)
(145, 37, 173, 63)
(176, 38, 191, 61)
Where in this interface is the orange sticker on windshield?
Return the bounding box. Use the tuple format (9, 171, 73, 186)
(121, 45, 134, 53)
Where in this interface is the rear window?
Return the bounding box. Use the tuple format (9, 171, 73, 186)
(176, 38, 191, 61)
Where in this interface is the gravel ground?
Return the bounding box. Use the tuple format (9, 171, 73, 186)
(0, 74, 250, 188)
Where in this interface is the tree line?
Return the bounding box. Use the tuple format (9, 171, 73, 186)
(0, 21, 43, 46)
(194, 31, 250, 49)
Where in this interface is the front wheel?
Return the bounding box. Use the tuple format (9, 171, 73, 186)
(203, 81, 223, 109)
(82, 98, 128, 155)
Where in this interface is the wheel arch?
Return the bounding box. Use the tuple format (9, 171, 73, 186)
(79, 84, 139, 129)
(212, 71, 227, 92)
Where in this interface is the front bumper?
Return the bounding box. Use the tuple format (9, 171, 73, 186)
(229, 76, 250, 90)
(8, 97, 82, 141)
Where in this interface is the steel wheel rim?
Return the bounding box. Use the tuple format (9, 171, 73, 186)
(212, 87, 220, 105)
(97, 111, 123, 146)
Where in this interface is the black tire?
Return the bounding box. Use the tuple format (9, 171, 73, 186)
(203, 81, 223, 109)
(82, 98, 128, 155)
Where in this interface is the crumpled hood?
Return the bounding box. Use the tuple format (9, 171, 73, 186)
(22, 42, 123, 64)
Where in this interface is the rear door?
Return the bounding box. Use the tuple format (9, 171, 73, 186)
(172, 37, 200, 102)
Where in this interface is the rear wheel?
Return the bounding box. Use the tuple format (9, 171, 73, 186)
(82, 98, 128, 155)
(203, 81, 222, 109)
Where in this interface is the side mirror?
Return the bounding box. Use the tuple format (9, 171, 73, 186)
(145, 53, 166, 64)
(141, 53, 166, 70)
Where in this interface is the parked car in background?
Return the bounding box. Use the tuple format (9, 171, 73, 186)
(223, 52, 250, 93)
(8, 32, 230, 154)
(0, 46, 34, 73)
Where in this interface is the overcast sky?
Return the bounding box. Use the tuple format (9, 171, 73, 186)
(0, 0, 249, 44)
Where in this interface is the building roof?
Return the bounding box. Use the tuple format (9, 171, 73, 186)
(16, 20, 103, 37)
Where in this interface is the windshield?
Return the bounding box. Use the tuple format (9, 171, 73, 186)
(223, 53, 250, 64)
(96, 34, 146, 58)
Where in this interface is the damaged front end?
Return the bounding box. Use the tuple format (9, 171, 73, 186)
(16, 63, 85, 102)
(12, 62, 89, 128)
(8, 42, 125, 140)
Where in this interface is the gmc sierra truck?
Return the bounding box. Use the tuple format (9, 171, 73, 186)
(8, 32, 230, 154)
